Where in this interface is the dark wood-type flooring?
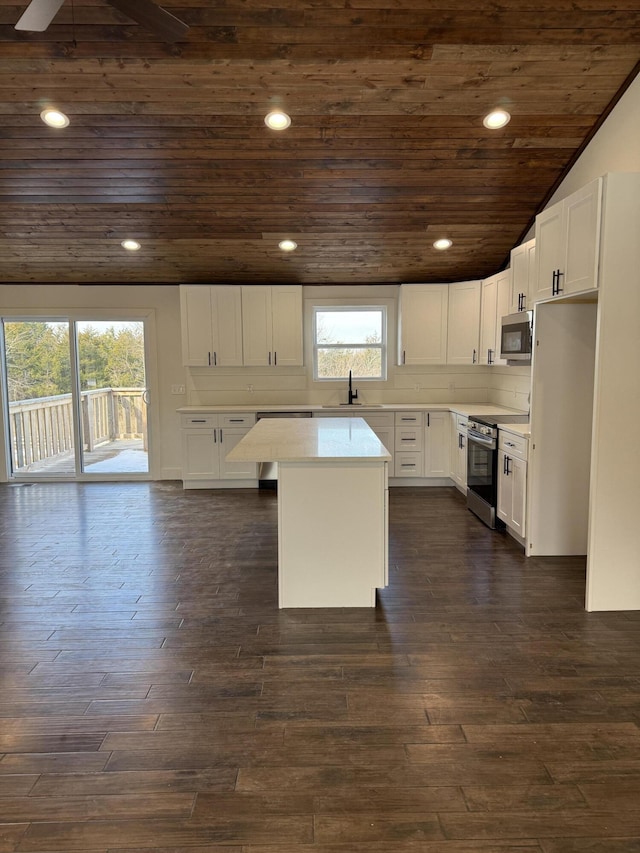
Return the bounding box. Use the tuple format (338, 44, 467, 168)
(1, 481, 639, 852)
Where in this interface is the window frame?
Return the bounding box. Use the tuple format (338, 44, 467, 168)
(312, 304, 388, 381)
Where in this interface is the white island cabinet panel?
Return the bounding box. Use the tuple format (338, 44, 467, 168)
(278, 462, 387, 607)
(226, 417, 390, 608)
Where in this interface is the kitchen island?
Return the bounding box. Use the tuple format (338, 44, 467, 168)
(226, 417, 391, 608)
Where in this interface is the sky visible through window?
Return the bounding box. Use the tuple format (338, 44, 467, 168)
(316, 310, 382, 344)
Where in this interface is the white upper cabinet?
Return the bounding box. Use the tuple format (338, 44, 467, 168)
(479, 270, 510, 366)
(242, 285, 303, 367)
(509, 238, 536, 313)
(180, 285, 243, 367)
(446, 280, 481, 365)
(533, 177, 602, 302)
(271, 285, 304, 367)
(397, 284, 449, 366)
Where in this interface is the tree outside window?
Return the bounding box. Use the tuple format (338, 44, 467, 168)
(313, 307, 386, 380)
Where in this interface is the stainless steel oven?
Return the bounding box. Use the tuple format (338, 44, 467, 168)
(466, 414, 529, 528)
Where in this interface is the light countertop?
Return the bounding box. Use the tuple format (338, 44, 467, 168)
(225, 417, 392, 463)
(178, 403, 527, 418)
(498, 423, 531, 439)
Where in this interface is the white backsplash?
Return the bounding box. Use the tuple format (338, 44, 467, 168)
(487, 364, 532, 413)
(187, 363, 497, 408)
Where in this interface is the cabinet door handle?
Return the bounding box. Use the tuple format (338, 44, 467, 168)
(219, 428, 223, 443)
(520, 293, 526, 311)
(488, 349, 493, 365)
(427, 413, 430, 427)
(505, 456, 511, 475)
(458, 433, 462, 449)
(268, 351, 271, 366)
(472, 349, 477, 364)
(213, 429, 217, 443)
(208, 351, 211, 366)
(274, 351, 277, 366)
(552, 269, 564, 296)
(402, 350, 406, 365)
(213, 351, 217, 366)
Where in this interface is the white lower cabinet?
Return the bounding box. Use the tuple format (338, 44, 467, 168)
(424, 411, 450, 478)
(181, 413, 258, 487)
(394, 411, 424, 477)
(497, 431, 528, 538)
(450, 413, 468, 492)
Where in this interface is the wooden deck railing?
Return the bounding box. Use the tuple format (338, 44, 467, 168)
(8, 388, 146, 471)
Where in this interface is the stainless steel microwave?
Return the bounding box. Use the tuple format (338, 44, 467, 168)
(500, 311, 533, 362)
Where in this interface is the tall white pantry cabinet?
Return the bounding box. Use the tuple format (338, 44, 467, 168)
(526, 173, 640, 612)
(585, 173, 640, 612)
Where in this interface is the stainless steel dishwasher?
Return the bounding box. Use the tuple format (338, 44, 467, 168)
(256, 411, 313, 488)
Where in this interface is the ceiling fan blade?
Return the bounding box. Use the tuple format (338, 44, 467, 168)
(108, 0, 189, 41)
(15, 0, 66, 31)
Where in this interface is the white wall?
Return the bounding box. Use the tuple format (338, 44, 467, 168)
(0, 284, 184, 480)
(548, 73, 640, 206)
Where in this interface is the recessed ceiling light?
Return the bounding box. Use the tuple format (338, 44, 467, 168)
(278, 239, 297, 252)
(121, 239, 141, 251)
(40, 109, 69, 129)
(433, 238, 453, 251)
(483, 109, 511, 130)
(265, 110, 291, 131)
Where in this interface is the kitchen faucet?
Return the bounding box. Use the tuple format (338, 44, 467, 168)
(348, 369, 358, 405)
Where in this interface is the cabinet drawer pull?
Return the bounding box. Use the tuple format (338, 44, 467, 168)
(400, 417, 416, 421)
(191, 419, 206, 423)
(400, 463, 415, 468)
(401, 437, 414, 442)
(229, 419, 244, 423)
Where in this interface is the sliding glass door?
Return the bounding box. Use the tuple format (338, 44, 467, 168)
(76, 321, 148, 475)
(2, 317, 149, 479)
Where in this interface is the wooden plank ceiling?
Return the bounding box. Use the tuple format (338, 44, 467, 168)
(0, 0, 638, 285)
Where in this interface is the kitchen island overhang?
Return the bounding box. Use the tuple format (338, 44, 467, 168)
(226, 417, 391, 608)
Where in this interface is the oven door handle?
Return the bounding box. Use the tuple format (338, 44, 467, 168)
(468, 431, 495, 446)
